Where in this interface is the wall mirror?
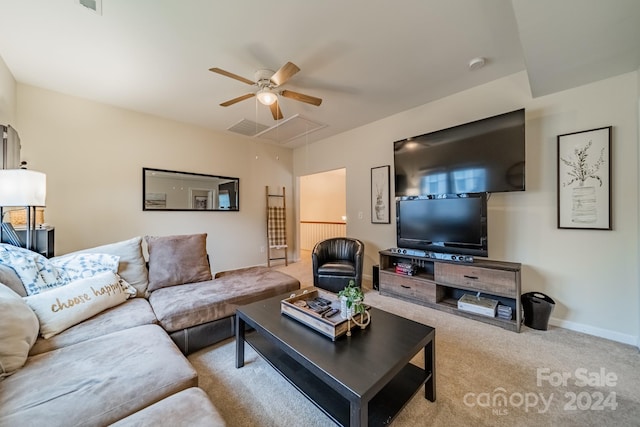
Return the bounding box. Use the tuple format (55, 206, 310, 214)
(143, 167, 239, 211)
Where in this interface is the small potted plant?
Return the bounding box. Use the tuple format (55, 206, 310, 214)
(338, 280, 370, 334)
(337, 280, 366, 319)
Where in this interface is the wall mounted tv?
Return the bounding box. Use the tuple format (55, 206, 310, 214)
(396, 194, 488, 257)
(394, 109, 525, 196)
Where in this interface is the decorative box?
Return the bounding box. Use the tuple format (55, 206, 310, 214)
(281, 288, 368, 341)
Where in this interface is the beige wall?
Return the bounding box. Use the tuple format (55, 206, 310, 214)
(16, 84, 295, 274)
(294, 70, 640, 345)
(299, 168, 346, 222)
(6, 53, 639, 344)
(298, 168, 347, 251)
(0, 55, 16, 126)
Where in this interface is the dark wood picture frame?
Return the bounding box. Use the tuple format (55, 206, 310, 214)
(143, 167, 239, 211)
(371, 165, 390, 224)
(557, 126, 611, 230)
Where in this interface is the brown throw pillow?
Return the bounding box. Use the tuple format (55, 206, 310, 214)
(145, 234, 212, 292)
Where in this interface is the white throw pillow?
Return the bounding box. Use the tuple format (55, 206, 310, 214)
(0, 283, 39, 378)
(0, 244, 120, 295)
(24, 272, 136, 339)
(50, 252, 120, 283)
(64, 237, 149, 297)
(0, 244, 65, 295)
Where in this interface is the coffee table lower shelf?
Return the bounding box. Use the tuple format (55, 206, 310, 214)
(245, 331, 430, 426)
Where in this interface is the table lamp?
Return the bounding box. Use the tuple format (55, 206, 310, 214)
(0, 169, 47, 251)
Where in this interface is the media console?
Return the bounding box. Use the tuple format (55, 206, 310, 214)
(379, 249, 522, 332)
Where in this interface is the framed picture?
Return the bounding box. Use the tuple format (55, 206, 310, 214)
(557, 126, 611, 230)
(144, 193, 166, 209)
(371, 165, 390, 224)
(193, 195, 208, 210)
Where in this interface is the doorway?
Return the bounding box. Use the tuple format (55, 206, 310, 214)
(298, 168, 347, 259)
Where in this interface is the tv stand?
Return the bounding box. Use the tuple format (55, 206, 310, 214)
(378, 249, 521, 332)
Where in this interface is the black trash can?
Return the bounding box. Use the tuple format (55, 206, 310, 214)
(521, 292, 555, 330)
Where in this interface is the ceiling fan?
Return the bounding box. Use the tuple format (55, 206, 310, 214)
(209, 61, 322, 120)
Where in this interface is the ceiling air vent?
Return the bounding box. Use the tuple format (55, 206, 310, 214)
(227, 119, 269, 137)
(255, 115, 326, 144)
(78, 0, 102, 15)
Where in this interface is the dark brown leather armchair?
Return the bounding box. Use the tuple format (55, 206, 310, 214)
(312, 237, 364, 293)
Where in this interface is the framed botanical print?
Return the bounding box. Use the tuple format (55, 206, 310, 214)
(557, 126, 611, 230)
(371, 165, 390, 224)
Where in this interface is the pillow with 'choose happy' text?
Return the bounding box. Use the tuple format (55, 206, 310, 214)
(24, 271, 136, 339)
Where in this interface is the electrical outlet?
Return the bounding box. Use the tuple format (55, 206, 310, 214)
(260, 246, 265, 253)
(358, 211, 363, 220)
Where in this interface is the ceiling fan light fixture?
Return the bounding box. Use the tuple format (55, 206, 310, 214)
(256, 88, 278, 105)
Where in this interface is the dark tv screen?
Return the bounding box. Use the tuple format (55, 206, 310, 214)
(396, 195, 487, 257)
(394, 109, 525, 196)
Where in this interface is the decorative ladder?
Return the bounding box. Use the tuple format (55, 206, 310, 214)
(266, 186, 288, 266)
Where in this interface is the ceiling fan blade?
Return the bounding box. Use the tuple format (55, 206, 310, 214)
(270, 102, 284, 120)
(209, 67, 255, 86)
(281, 90, 322, 106)
(220, 93, 255, 107)
(270, 62, 300, 86)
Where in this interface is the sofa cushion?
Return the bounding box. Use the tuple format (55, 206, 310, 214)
(24, 272, 136, 338)
(145, 234, 212, 291)
(68, 236, 149, 297)
(110, 387, 226, 427)
(0, 284, 39, 378)
(317, 260, 356, 276)
(0, 324, 198, 427)
(149, 266, 300, 332)
(29, 297, 157, 356)
(0, 263, 26, 297)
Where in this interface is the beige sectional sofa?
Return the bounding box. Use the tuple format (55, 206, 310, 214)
(0, 233, 300, 426)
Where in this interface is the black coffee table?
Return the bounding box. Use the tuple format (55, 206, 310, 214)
(235, 292, 435, 426)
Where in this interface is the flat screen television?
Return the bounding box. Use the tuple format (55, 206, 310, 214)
(394, 109, 525, 196)
(396, 194, 488, 257)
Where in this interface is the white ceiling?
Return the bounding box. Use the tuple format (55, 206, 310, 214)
(0, 0, 638, 147)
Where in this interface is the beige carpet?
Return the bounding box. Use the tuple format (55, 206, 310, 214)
(189, 253, 640, 426)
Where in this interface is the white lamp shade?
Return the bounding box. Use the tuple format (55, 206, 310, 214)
(0, 169, 47, 206)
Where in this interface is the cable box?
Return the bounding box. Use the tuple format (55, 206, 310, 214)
(457, 294, 498, 317)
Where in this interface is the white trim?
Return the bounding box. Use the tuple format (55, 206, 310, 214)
(549, 317, 638, 346)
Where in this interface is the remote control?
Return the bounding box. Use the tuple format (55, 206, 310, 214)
(307, 301, 325, 312)
(315, 297, 332, 306)
(323, 308, 340, 318)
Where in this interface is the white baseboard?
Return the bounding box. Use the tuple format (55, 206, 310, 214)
(549, 317, 638, 347)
